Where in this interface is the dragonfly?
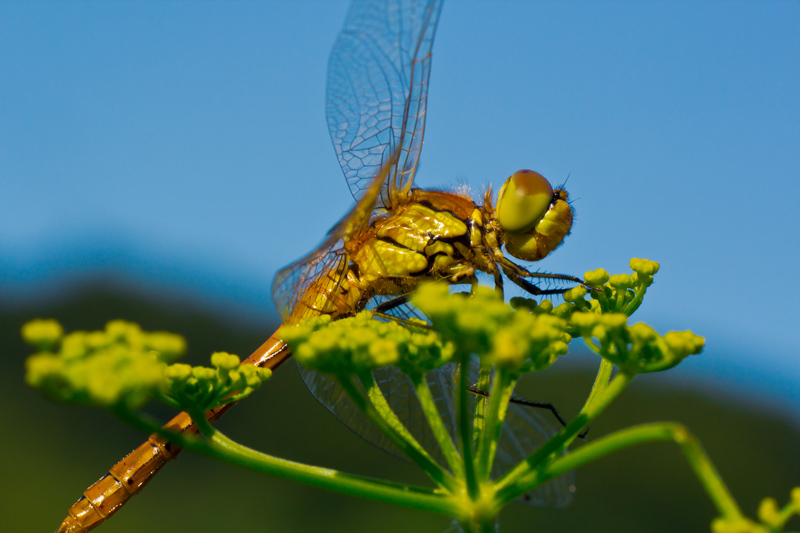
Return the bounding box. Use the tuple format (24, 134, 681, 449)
(56, 1, 584, 531)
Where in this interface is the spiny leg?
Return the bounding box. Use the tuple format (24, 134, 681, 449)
(503, 266, 573, 296)
(498, 256, 590, 297)
(499, 256, 585, 285)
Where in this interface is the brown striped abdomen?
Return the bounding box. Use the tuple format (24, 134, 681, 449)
(56, 327, 292, 533)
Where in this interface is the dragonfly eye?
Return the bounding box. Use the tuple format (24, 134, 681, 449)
(496, 170, 554, 234)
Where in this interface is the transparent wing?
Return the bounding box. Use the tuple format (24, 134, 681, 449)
(493, 402, 576, 508)
(327, 0, 443, 208)
(299, 329, 575, 508)
(272, 243, 349, 324)
(272, 143, 400, 325)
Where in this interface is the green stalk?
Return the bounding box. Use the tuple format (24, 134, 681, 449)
(581, 358, 614, 414)
(623, 284, 648, 316)
(775, 498, 800, 529)
(413, 374, 464, 477)
(471, 363, 492, 451)
(494, 372, 633, 497)
(475, 369, 515, 482)
(114, 407, 459, 516)
(459, 356, 480, 500)
(341, 374, 460, 493)
(498, 423, 744, 520)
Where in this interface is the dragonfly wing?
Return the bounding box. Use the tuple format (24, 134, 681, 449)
(297, 361, 452, 467)
(273, 133, 402, 325)
(440, 358, 576, 508)
(299, 321, 574, 508)
(297, 299, 452, 466)
(272, 242, 349, 324)
(327, 0, 444, 207)
(492, 402, 576, 508)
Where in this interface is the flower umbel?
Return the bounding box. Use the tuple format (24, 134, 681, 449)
(412, 283, 570, 375)
(570, 311, 704, 374)
(161, 351, 271, 412)
(23, 319, 269, 412)
(281, 311, 453, 378)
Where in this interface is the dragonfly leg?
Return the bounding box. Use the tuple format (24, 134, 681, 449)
(373, 294, 410, 313)
(492, 267, 504, 299)
(469, 386, 589, 439)
(503, 267, 571, 296)
(498, 257, 588, 296)
(500, 256, 585, 285)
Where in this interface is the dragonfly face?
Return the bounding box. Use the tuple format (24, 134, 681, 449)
(272, 0, 582, 509)
(497, 170, 574, 263)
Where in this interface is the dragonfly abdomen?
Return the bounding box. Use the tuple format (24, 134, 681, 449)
(57, 332, 292, 532)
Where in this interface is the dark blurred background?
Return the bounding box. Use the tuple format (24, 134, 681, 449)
(2, 1, 799, 531)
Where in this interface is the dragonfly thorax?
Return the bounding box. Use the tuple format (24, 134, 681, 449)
(347, 189, 488, 286)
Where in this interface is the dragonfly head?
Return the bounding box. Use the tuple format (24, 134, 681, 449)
(496, 170, 573, 262)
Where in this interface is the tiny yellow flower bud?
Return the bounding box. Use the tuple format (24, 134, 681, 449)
(553, 303, 574, 318)
(564, 286, 587, 303)
(664, 331, 705, 356)
(757, 497, 780, 526)
(584, 268, 610, 286)
(84, 331, 109, 351)
(630, 323, 657, 342)
(165, 364, 192, 381)
(22, 319, 65, 348)
(791, 486, 800, 506)
(536, 300, 553, 313)
(192, 367, 216, 381)
(630, 257, 660, 276)
(211, 352, 240, 370)
(608, 274, 634, 290)
(571, 312, 599, 329)
(600, 314, 628, 329)
(106, 320, 140, 341)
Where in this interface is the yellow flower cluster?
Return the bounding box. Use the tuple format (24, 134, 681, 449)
(281, 312, 453, 377)
(412, 284, 570, 374)
(23, 319, 183, 409)
(23, 319, 269, 412)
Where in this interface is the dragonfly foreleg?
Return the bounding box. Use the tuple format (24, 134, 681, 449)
(498, 257, 585, 296)
(502, 267, 571, 296)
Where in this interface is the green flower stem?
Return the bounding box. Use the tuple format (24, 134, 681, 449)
(340, 374, 460, 494)
(476, 369, 515, 482)
(115, 407, 460, 516)
(503, 423, 744, 521)
(494, 372, 633, 503)
(581, 358, 614, 415)
(459, 356, 480, 501)
(623, 285, 647, 316)
(459, 516, 499, 533)
(359, 371, 429, 459)
(776, 498, 800, 529)
(471, 363, 492, 451)
(413, 374, 464, 478)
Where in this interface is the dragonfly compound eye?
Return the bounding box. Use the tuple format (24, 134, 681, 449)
(496, 170, 554, 234)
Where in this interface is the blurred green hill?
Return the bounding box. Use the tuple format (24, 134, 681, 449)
(2, 285, 798, 532)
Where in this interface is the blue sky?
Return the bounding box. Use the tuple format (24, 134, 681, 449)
(1, 1, 799, 413)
